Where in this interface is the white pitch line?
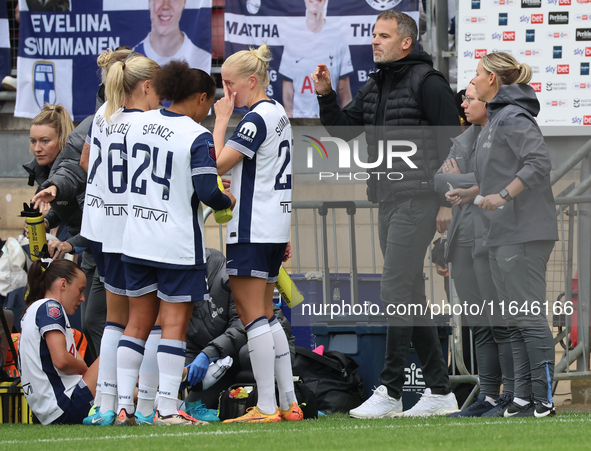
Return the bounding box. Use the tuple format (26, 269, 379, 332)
(1, 417, 590, 446)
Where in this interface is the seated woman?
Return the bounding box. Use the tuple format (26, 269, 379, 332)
(19, 258, 99, 425)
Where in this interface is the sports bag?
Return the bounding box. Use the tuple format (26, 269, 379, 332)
(292, 346, 366, 414)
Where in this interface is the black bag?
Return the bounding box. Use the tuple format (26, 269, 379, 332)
(218, 380, 318, 421)
(292, 346, 366, 414)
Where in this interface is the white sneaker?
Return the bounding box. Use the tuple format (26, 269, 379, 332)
(404, 389, 459, 417)
(349, 385, 403, 419)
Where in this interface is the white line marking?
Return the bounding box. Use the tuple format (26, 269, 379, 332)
(1, 416, 590, 446)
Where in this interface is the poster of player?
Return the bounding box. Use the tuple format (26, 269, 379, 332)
(15, 0, 212, 120)
(225, 0, 420, 119)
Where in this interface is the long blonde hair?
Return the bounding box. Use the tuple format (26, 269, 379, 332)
(98, 50, 160, 121)
(31, 104, 74, 152)
(223, 43, 272, 88)
(481, 52, 532, 87)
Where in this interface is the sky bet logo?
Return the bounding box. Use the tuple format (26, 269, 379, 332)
(531, 14, 544, 23)
(475, 49, 488, 58)
(557, 64, 569, 74)
(499, 13, 508, 25)
(549, 12, 569, 24)
(464, 16, 488, 24)
(530, 82, 542, 92)
(520, 15, 530, 23)
(492, 32, 502, 40)
(554, 46, 563, 58)
(526, 29, 536, 41)
(503, 31, 516, 40)
(559, 0, 571, 5)
(304, 137, 419, 181)
(585, 116, 591, 125)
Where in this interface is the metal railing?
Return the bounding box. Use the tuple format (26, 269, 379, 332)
(203, 137, 591, 406)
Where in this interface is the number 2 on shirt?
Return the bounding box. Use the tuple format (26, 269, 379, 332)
(274, 140, 292, 191)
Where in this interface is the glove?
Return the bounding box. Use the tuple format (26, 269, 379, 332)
(186, 352, 210, 386)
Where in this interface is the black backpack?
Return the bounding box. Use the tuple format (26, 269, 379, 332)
(293, 346, 366, 414)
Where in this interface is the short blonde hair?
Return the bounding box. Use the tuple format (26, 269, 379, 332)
(481, 52, 532, 86)
(223, 43, 272, 88)
(31, 104, 74, 152)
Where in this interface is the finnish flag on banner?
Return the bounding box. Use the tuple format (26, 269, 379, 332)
(0, 0, 10, 85)
(225, 0, 419, 119)
(15, 0, 212, 121)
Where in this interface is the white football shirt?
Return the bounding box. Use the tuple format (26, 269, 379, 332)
(80, 102, 109, 243)
(226, 100, 292, 244)
(96, 108, 144, 254)
(134, 32, 211, 74)
(122, 109, 218, 267)
(19, 299, 83, 425)
(279, 19, 353, 118)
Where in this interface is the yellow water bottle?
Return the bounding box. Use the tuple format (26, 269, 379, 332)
(275, 267, 304, 308)
(214, 176, 233, 224)
(20, 203, 47, 261)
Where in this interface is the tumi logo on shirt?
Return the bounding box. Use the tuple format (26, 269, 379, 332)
(557, 64, 570, 74)
(549, 12, 569, 24)
(503, 31, 516, 40)
(475, 49, 488, 58)
(530, 82, 542, 92)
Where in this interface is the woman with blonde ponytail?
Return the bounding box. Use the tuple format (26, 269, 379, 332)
(213, 44, 300, 424)
(448, 52, 558, 418)
(80, 50, 161, 426)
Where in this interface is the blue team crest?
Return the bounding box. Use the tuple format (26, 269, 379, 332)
(365, 0, 403, 10)
(33, 61, 56, 108)
(207, 140, 216, 161)
(46, 301, 63, 319)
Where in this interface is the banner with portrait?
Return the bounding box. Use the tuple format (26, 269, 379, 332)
(225, 0, 420, 119)
(15, 0, 212, 121)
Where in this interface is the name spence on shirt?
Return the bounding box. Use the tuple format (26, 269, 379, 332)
(143, 123, 175, 141)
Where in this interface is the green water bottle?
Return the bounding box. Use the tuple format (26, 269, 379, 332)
(214, 176, 233, 224)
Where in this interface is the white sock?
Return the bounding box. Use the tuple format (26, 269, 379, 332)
(514, 397, 529, 406)
(157, 339, 186, 417)
(137, 327, 161, 417)
(99, 322, 124, 415)
(269, 316, 296, 410)
(246, 316, 276, 414)
(484, 396, 497, 405)
(94, 386, 102, 408)
(116, 335, 145, 414)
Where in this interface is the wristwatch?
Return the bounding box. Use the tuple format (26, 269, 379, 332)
(499, 188, 512, 202)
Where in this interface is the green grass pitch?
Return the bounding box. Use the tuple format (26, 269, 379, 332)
(1, 413, 591, 451)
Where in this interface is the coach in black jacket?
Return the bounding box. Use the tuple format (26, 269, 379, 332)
(312, 11, 459, 418)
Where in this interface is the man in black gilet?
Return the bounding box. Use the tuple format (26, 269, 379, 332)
(312, 11, 460, 418)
